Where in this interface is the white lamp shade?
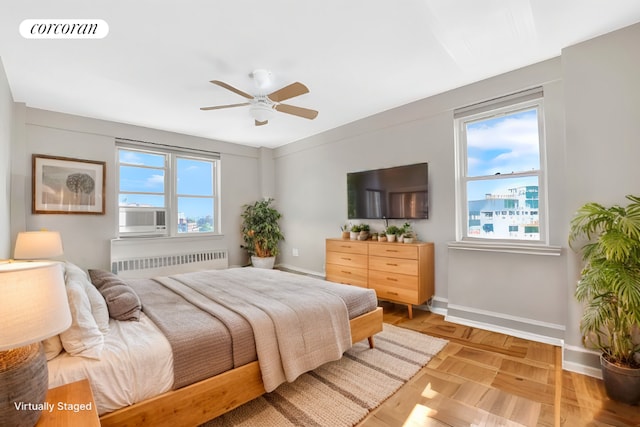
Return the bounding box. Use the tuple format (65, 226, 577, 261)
(0, 261, 71, 350)
(14, 231, 64, 260)
(250, 104, 275, 123)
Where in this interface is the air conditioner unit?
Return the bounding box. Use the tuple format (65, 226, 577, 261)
(119, 208, 168, 237)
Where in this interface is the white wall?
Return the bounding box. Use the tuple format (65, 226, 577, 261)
(562, 22, 640, 371)
(0, 58, 13, 258)
(11, 108, 263, 269)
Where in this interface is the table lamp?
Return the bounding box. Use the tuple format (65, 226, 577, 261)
(13, 231, 64, 260)
(0, 261, 71, 427)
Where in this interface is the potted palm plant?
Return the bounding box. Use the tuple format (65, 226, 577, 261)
(568, 195, 640, 404)
(241, 198, 285, 269)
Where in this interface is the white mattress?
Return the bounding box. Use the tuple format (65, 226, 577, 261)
(48, 313, 174, 415)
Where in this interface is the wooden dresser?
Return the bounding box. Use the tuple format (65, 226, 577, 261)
(326, 238, 434, 318)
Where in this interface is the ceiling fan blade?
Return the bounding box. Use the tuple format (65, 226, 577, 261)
(255, 120, 268, 126)
(275, 103, 318, 120)
(200, 102, 250, 111)
(268, 82, 309, 102)
(210, 80, 254, 100)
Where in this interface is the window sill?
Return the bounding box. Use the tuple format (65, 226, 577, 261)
(447, 241, 562, 256)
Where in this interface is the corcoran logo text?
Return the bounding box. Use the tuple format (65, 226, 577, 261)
(20, 19, 109, 39)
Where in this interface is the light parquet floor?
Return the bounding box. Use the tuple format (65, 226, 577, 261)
(357, 302, 640, 427)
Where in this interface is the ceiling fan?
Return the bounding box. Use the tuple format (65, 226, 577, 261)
(200, 69, 319, 126)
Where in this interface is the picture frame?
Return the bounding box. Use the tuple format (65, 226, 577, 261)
(32, 154, 106, 214)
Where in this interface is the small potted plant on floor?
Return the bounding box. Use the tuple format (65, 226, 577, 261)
(569, 195, 640, 405)
(241, 198, 285, 269)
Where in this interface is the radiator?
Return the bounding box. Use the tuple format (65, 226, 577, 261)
(110, 237, 228, 279)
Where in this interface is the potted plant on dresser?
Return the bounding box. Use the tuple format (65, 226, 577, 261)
(241, 198, 285, 269)
(569, 195, 640, 405)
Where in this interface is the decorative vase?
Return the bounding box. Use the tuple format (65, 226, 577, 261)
(251, 256, 276, 269)
(600, 354, 640, 404)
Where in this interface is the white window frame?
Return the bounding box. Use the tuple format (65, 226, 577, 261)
(453, 88, 549, 247)
(116, 140, 221, 237)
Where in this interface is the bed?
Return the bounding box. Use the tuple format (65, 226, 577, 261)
(47, 263, 383, 427)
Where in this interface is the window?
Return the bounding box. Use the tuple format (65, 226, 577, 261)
(117, 142, 220, 236)
(454, 88, 546, 243)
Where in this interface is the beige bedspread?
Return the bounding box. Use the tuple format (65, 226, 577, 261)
(155, 268, 354, 392)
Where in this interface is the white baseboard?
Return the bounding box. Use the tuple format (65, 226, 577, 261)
(445, 314, 564, 347)
(276, 263, 325, 279)
(445, 303, 565, 346)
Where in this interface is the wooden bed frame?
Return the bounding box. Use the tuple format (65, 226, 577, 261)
(99, 306, 383, 427)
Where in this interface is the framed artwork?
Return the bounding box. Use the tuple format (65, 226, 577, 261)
(32, 154, 106, 214)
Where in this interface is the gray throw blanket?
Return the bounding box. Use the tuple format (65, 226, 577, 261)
(152, 268, 354, 392)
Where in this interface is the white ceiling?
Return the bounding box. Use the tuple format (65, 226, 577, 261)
(2, 1, 640, 149)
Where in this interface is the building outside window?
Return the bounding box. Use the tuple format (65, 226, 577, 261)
(117, 142, 220, 237)
(454, 88, 546, 243)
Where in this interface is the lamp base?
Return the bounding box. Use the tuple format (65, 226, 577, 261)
(1, 342, 49, 427)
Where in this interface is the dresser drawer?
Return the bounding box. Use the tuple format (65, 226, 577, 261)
(369, 269, 418, 289)
(369, 256, 418, 275)
(326, 240, 368, 255)
(369, 282, 418, 304)
(326, 264, 368, 288)
(369, 244, 417, 259)
(326, 251, 367, 269)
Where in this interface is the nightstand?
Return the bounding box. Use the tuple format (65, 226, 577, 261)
(35, 378, 100, 427)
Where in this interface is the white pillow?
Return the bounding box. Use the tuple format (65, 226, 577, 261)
(42, 335, 63, 361)
(59, 280, 104, 359)
(65, 262, 109, 333)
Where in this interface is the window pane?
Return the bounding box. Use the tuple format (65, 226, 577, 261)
(466, 108, 540, 177)
(119, 194, 165, 207)
(467, 176, 539, 240)
(177, 158, 213, 196)
(119, 166, 165, 193)
(119, 149, 165, 167)
(177, 197, 214, 233)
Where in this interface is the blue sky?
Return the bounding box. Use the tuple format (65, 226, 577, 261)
(466, 109, 540, 200)
(119, 150, 214, 219)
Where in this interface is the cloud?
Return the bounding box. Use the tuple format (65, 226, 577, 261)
(466, 110, 540, 176)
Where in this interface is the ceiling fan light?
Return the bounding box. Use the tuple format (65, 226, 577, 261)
(250, 104, 274, 123)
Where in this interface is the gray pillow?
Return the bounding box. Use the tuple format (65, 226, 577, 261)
(88, 270, 141, 321)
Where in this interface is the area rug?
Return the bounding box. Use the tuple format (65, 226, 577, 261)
(201, 324, 448, 427)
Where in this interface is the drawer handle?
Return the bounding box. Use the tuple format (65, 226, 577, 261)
(342, 257, 351, 261)
(341, 270, 352, 275)
(386, 249, 398, 253)
(386, 263, 398, 266)
(340, 245, 352, 248)
(387, 291, 399, 296)
(386, 277, 398, 282)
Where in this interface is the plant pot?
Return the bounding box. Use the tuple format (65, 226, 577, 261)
(251, 256, 276, 269)
(341, 231, 350, 239)
(358, 231, 369, 241)
(349, 231, 358, 240)
(600, 354, 640, 404)
(403, 237, 414, 244)
(386, 234, 396, 242)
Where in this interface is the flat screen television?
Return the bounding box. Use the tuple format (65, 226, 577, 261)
(347, 162, 428, 219)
